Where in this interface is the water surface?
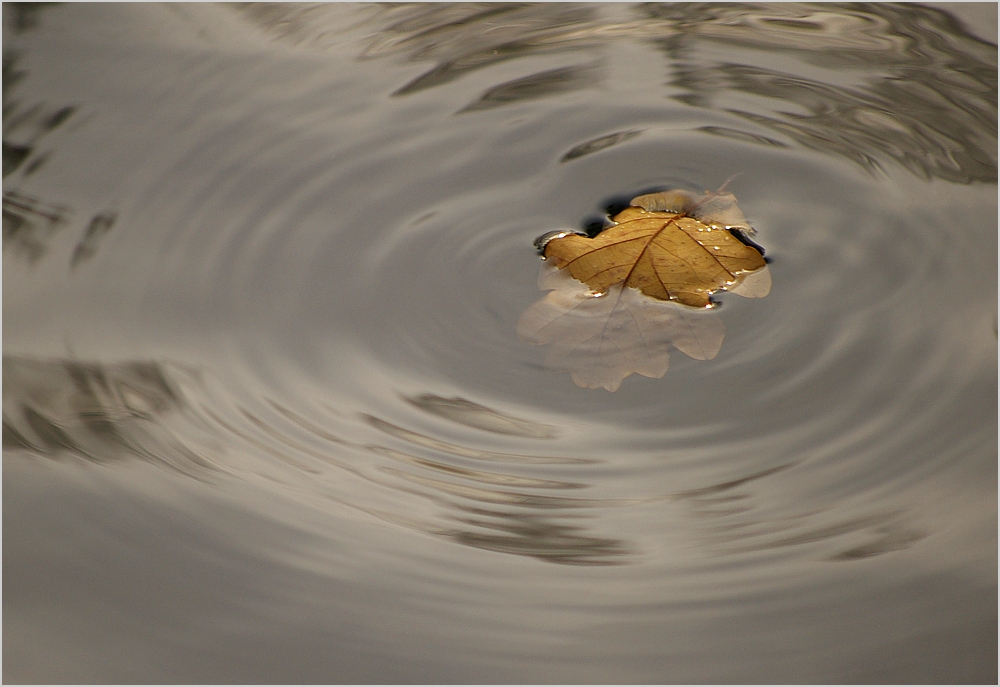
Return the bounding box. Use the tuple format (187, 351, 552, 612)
(4, 3, 997, 683)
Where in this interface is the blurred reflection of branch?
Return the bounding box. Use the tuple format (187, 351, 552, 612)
(561, 128, 644, 161)
(6, 353, 917, 563)
(681, 62, 995, 182)
(671, 463, 928, 561)
(2, 190, 69, 262)
(4, 353, 632, 564)
(404, 393, 558, 438)
(447, 506, 632, 565)
(2, 189, 117, 267)
(364, 414, 589, 465)
(271, 399, 629, 565)
(3, 355, 212, 476)
(233, 3, 603, 98)
(363, 4, 600, 95)
(458, 63, 600, 113)
(2, 50, 118, 267)
(70, 211, 117, 268)
(3, 51, 78, 179)
(363, 413, 634, 565)
(238, 4, 993, 180)
(4, 3, 60, 34)
(648, 3, 997, 183)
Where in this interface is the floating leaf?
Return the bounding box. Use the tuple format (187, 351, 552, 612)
(520, 186, 770, 390)
(543, 188, 769, 308)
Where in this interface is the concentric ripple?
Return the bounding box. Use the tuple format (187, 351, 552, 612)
(4, 3, 996, 683)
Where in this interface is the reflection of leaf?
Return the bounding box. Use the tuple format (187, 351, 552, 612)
(520, 187, 770, 391)
(518, 265, 726, 391)
(543, 188, 769, 308)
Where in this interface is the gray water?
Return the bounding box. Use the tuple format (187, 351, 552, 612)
(3, 3, 997, 683)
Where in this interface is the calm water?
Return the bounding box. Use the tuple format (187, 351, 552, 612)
(3, 3, 996, 683)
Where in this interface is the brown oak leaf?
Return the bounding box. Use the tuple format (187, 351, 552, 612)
(542, 188, 769, 308)
(519, 187, 770, 390)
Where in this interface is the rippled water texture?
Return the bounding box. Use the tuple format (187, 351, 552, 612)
(4, 3, 997, 683)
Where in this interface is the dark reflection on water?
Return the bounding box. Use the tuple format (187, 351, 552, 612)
(3, 48, 116, 266)
(333, 1, 998, 181)
(2, 52, 78, 179)
(7, 352, 930, 569)
(3, 351, 632, 565)
(365, 4, 601, 96)
(2, 355, 210, 476)
(666, 462, 932, 562)
(447, 506, 633, 565)
(362, 414, 587, 465)
(2, 189, 68, 262)
(561, 128, 644, 161)
(0, 353, 940, 571)
(3, 2, 996, 683)
(3, 48, 75, 261)
(404, 392, 559, 438)
(70, 211, 117, 268)
(652, 3, 997, 182)
(3, 3, 51, 34)
(459, 63, 600, 113)
(364, 412, 633, 565)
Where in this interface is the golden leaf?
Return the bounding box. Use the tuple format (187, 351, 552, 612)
(519, 186, 771, 390)
(542, 188, 768, 308)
